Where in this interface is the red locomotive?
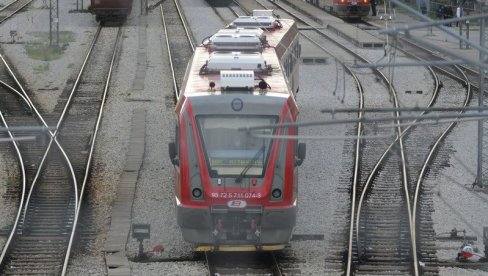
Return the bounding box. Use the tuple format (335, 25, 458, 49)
(168, 10, 306, 251)
(89, 0, 133, 23)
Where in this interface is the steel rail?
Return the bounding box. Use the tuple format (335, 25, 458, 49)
(0, 53, 54, 134)
(375, 34, 476, 267)
(0, 0, 34, 24)
(381, 22, 475, 270)
(297, 31, 366, 275)
(350, 34, 470, 273)
(160, 0, 195, 101)
(0, 80, 32, 111)
(174, 0, 195, 51)
(0, 0, 20, 11)
(228, 2, 244, 17)
(398, 35, 486, 92)
(345, 60, 365, 276)
(205, 252, 214, 276)
(232, 0, 250, 15)
(352, 55, 438, 276)
(61, 26, 122, 276)
(411, 66, 472, 267)
(270, 252, 283, 276)
(0, 106, 27, 265)
(160, 4, 179, 100)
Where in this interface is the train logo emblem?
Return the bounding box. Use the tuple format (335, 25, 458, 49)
(227, 200, 247, 209)
(231, 98, 243, 111)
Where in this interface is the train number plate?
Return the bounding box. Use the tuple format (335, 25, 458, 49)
(352, 1, 357, 4)
(211, 192, 262, 199)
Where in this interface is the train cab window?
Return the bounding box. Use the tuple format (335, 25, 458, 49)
(196, 115, 277, 177)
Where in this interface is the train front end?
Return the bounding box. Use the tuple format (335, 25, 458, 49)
(334, 0, 370, 18)
(170, 94, 305, 251)
(89, 0, 133, 22)
(169, 10, 303, 251)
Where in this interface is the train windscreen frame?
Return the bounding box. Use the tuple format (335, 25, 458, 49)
(196, 115, 277, 177)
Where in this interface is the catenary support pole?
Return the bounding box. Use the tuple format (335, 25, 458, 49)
(477, 6, 486, 188)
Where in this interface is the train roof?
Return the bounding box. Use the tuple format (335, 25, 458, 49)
(178, 17, 298, 107)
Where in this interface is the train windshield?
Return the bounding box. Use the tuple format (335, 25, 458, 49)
(197, 115, 277, 177)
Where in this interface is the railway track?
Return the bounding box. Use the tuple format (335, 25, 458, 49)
(0, 47, 77, 276)
(248, 1, 456, 274)
(0, 0, 34, 24)
(0, 25, 121, 275)
(160, 0, 195, 100)
(319, 14, 475, 276)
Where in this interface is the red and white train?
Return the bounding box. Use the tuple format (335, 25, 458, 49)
(307, 0, 370, 19)
(168, 10, 305, 251)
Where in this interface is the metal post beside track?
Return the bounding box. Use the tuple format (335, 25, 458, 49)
(477, 5, 487, 188)
(459, 21, 463, 49)
(484, 227, 488, 260)
(49, 0, 59, 46)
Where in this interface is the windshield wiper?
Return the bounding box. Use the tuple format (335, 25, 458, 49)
(235, 146, 265, 183)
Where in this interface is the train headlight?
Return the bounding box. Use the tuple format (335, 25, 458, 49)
(192, 188, 203, 198)
(271, 189, 282, 198)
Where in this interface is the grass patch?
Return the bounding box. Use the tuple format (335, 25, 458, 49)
(33, 62, 50, 73)
(4, 176, 19, 187)
(25, 31, 76, 61)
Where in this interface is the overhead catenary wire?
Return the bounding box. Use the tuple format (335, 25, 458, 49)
(321, 106, 488, 113)
(239, 112, 488, 131)
(0, 136, 36, 142)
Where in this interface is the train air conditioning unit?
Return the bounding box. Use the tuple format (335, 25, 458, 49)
(220, 70, 255, 91)
(215, 28, 264, 39)
(209, 34, 262, 52)
(204, 52, 271, 74)
(206, 28, 267, 51)
(229, 13, 281, 29)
